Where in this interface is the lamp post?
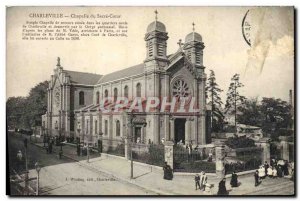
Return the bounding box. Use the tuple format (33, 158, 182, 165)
(35, 162, 41, 196)
(98, 132, 103, 156)
(127, 112, 134, 179)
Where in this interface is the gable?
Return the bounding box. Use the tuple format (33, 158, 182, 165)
(167, 54, 197, 79)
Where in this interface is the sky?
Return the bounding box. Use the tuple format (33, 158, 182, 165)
(6, 6, 294, 103)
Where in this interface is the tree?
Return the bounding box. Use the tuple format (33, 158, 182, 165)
(26, 81, 49, 127)
(260, 97, 292, 140)
(6, 97, 28, 128)
(206, 70, 224, 132)
(6, 80, 49, 129)
(225, 74, 246, 132)
(237, 98, 262, 126)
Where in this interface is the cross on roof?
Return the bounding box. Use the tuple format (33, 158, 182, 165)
(177, 39, 183, 50)
(177, 39, 183, 48)
(155, 10, 158, 21)
(57, 57, 61, 67)
(192, 22, 195, 32)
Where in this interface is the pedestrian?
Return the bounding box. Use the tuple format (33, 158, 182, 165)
(267, 166, 273, 178)
(254, 170, 260, 187)
(16, 150, 23, 171)
(217, 178, 228, 195)
(230, 171, 238, 187)
(49, 141, 53, 154)
(272, 167, 277, 179)
(163, 162, 173, 180)
(258, 165, 266, 179)
(195, 174, 200, 190)
(264, 161, 269, 176)
(200, 171, 208, 191)
(17, 150, 23, 161)
(77, 143, 81, 156)
(283, 160, 289, 176)
(277, 166, 283, 178)
(208, 151, 213, 162)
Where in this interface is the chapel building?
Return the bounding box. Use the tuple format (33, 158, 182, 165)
(42, 14, 211, 147)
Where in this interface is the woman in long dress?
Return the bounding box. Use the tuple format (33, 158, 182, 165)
(258, 165, 265, 179)
(230, 172, 238, 187)
(217, 178, 228, 195)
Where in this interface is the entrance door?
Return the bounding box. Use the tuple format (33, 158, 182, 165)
(175, 118, 186, 144)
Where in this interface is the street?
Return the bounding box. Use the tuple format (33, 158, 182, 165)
(8, 132, 156, 195)
(7, 132, 294, 196)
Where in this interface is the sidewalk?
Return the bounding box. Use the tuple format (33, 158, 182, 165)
(32, 141, 294, 196)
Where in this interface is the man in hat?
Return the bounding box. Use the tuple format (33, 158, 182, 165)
(195, 173, 200, 190)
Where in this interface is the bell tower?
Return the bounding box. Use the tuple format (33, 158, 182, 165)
(144, 10, 169, 71)
(183, 23, 205, 75)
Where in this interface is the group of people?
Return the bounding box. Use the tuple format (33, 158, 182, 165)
(194, 171, 208, 191)
(254, 160, 293, 186)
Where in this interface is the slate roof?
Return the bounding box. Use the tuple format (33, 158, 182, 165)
(64, 70, 102, 85)
(97, 63, 145, 84)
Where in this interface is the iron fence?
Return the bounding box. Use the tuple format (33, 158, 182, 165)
(173, 145, 216, 173)
(225, 147, 263, 174)
(132, 143, 165, 167)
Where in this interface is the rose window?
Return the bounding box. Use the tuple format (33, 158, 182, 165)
(172, 79, 190, 98)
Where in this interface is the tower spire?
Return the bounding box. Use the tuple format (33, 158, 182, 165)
(154, 10, 158, 21)
(192, 22, 195, 32)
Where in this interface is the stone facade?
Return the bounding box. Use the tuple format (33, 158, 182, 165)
(42, 17, 210, 147)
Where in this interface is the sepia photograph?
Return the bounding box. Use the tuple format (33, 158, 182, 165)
(6, 6, 295, 196)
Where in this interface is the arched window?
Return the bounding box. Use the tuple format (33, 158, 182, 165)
(79, 91, 85, 105)
(96, 91, 100, 104)
(104, 89, 108, 98)
(136, 83, 141, 97)
(114, 88, 118, 102)
(116, 120, 120, 136)
(124, 85, 129, 98)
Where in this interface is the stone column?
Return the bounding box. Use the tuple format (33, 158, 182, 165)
(154, 115, 160, 144)
(98, 112, 102, 135)
(164, 141, 174, 169)
(81, 112, 85, 142)
(280, 136, 289, 161)
(170, 117, 175, 142)
(215, 141, 226, 178)
(124, 136, 130, 160)
(259, 138, 271, 165)
(185, 118, 191, 144)
(89, 114, 93, 142)
(164, 115, 170, 141)
(65, 85, 70, 133)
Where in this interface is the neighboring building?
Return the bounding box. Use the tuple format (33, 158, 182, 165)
(42, 14, 209, 146)
(236, 124, 263, 141)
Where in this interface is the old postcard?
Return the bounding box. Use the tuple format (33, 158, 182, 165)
(6, 6, 295, 196)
